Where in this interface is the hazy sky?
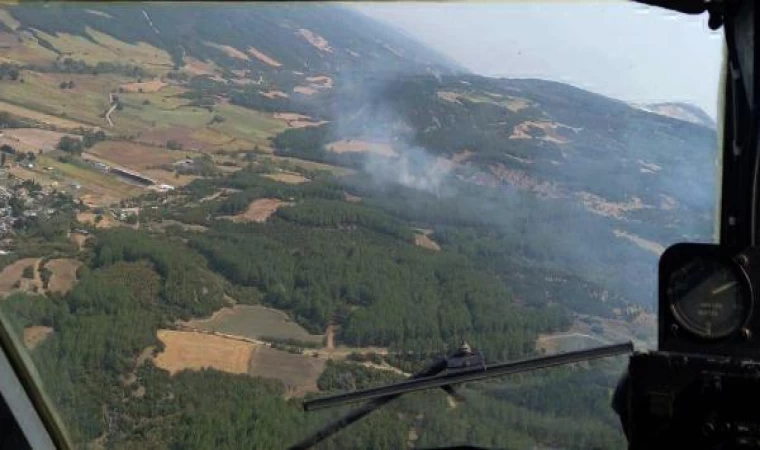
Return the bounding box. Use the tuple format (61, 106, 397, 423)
(353, 2, 724, 118)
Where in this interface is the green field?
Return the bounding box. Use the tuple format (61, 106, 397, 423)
(31, 27, 173, 70)
(0, 71, 124, 127)
(184, 304, 324, 344)
(208, 104, 288, 149)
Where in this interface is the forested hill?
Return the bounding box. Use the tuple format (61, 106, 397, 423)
(274, 73, 719, 306)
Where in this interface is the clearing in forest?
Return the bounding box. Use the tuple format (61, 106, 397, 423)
(248, 46, 282, 67)
(248, 345, 326, 397)
(326, 139, 397, 157)
(273, 112, 327, 128)
(296, 29, 332, 52)
(183, 304, 323, 344)
(0, 258, 42, 296)
(44, 258, 82, 294)
(153, 329, 256, 375)
(23, 326, 53, 350)
(227, 198, 293, 223)
(260, 90, 288, 99)
(509, 121, 579, 144)
(70, 232, 91, 250)
(413, 229, 441, 251)
(262, 172, 310, 184)
(613, 229, 665, 255)
(203, 41, 250, 60)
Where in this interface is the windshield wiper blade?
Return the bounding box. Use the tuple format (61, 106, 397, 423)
(291, 341, 633, 449)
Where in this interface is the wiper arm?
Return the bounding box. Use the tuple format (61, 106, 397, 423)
(291, 341, 633, 449)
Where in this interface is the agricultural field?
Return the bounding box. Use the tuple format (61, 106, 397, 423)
(0, 71, 125, 127)
(182, 304, 324, 344)
(0, 29, 59, 66)
(30, 27, 173, 70)
(206, 103, 288, 150)
(265, 155, 353, 176)
(0, 100, 90, 130)
(0, 128, 80, 154)
(86, 140, 192, 170)
(153, 329, 256, 375)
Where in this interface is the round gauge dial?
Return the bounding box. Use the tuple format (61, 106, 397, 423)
(668, 257, 750, 339)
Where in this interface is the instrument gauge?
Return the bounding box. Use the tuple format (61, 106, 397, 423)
(668, 257, 751, 339)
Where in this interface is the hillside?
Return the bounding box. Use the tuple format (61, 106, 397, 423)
(632, 101, 717, 128)
(0, 3, 715, 450)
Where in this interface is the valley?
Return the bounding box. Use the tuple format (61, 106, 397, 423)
(0, 3, 716, 450)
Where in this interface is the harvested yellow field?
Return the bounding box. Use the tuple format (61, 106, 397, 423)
(153, 329, 256, 375)
(44, 258, 82, 294)
(23, 326, 53, 350)
(326, 139, 397, 157)
(248, 46, 281, 67)
(262, 172, 310, 184)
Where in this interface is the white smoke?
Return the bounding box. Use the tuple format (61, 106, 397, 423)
(362, 145, 455, 197)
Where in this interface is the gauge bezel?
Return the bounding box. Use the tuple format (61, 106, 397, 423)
(667, 255, 753, 341)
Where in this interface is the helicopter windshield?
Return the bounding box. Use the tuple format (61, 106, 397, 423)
(0, 2, 722, 449)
